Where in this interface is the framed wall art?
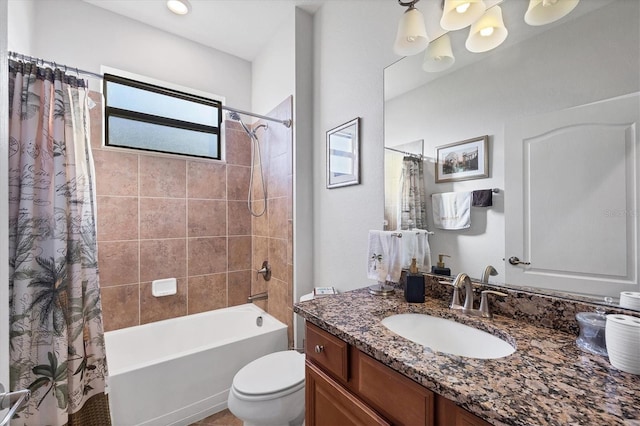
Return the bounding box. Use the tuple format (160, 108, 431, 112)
(326, 117, 360, 188)
(435, 135, 489, 183)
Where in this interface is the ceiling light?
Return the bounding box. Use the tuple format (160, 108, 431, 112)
(422, 34, 455, 73)
(456, 3, 471, 14)
(466, 5, 508, 53)
(441, 0, 486, 31)
(524, 0, 580, 26)
(394, 0, 430, 56)
(167, 0, 191, 15)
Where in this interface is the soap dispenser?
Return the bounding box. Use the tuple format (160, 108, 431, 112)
(405, 258, 425, 303)
(431, 254, 451, 276)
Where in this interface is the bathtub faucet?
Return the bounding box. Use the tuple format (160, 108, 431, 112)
(247, 292, 268, 303)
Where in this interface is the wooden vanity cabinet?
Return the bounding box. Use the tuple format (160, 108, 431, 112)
(305, 322, 491, 426)
(306, 361, 390, 426)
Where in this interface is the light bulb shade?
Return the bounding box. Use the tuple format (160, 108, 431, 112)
(394, 7, 429, 56)
(422, 35, 456, 72)
(440, 0, 487, 31)
(167, 0, 191, 15)
(524, 0, 580, 26)
(465, 5, 508, 53)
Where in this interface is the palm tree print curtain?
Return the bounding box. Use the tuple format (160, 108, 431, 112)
(399, 156, 427, 230)
(8, 60, 110, 425)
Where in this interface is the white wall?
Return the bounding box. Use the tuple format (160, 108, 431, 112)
(292, 8, 314, 346)
(9, 0, 251, 109)
(385, 0, 640, 280)
(312, 1, 398, 291)
(7, 0, 33, 54)
(251, 9, 295, 117)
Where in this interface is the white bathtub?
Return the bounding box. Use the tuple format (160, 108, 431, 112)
(104, 303, 288, 426)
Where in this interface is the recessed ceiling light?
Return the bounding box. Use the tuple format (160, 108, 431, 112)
(167, 0, 191, 15)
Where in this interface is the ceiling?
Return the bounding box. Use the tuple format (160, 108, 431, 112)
(82, 0, 613, 76)
(82, 0, 326, 62)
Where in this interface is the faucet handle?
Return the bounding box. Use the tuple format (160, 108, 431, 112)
(479, 290, 508, 318)
(257, 261, 271, 281)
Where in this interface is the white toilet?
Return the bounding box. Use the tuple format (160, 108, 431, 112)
(227, 350, 305, 426)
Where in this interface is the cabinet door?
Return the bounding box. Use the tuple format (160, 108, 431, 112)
(435, 394, 491, 426)
(305, 322, 349, 382)
(306, 361, 390, 426)
(352, 348, 434, 426)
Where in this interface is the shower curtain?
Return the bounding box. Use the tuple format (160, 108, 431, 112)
(399, 156, 427, 230)
(7, 60, 110, 425)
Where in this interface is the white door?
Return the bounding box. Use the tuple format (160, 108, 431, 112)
(505, 93, 640, 298)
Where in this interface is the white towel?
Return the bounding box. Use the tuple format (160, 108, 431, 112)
(367, 230, 404, 283)
(432, 192, 471, 230)
(401, 230, 432, 272)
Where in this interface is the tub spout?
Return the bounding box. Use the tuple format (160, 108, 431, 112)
(247, 292, 268, 302)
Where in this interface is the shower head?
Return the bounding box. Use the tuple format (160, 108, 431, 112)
(227, 111, 241, 121)
(226, 110, 268, 138)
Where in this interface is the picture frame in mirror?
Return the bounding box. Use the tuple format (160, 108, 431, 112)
(326, 117, 360, 189)
(435, 135, 489, 183)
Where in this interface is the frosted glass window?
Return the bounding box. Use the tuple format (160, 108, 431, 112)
(104, 73, 221, 159)
(108, 117, 219, 158)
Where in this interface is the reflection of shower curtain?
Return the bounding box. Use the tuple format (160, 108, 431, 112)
(399, 156, 427, 230)
(8, 60, 110, 425)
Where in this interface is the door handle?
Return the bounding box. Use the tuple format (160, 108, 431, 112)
(508, 256, 531, 266)
(0, 384, 31, 426)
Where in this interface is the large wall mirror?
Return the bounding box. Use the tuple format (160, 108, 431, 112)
(384, 0, 639, 309)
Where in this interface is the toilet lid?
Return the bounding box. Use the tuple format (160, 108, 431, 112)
(233, 351, 305, 396)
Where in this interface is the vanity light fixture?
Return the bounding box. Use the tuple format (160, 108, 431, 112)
(465, 5, 508, 53)
(167, 0, 191, 15)
(524, 0, 580, 26)
(440, 0, 487, 31)
(400, 0, 581, 71)
(422, 34, 455, 72)
(394, 0, 430, 56)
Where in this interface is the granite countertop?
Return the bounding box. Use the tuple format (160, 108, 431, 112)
(293, 287, 640, 426)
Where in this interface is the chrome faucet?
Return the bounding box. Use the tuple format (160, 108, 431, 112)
(451, 272, 507, 318)
(247, 291, 268, 302)
(481, 265, 498, 283)
(479, 290, 508, 319)
(451, 273, 475, 313)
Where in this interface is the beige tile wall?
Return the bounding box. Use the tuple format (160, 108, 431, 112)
(90, 91, 293, 339)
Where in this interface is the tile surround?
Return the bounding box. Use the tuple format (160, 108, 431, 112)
(93, 91, 294, 339)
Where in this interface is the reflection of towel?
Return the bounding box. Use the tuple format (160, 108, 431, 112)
(367, 230, 384, 280)
(367, 230, 404, 283)
(382, 232, 403, 283)
(401, 230, 432, 272)
(472, 189, 493, 207)
(432, 192, 471, 230)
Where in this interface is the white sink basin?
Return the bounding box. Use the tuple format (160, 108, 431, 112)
(381, 313, 515, 359)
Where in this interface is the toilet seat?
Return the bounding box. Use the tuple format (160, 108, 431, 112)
(231, 351, 305, 402)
